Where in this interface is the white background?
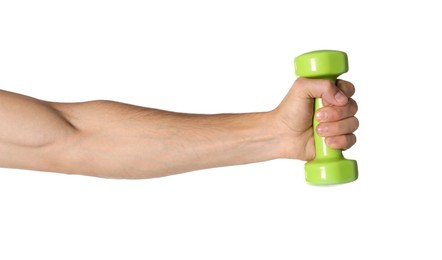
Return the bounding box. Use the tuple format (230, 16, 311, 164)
(0, 0, 440, 259)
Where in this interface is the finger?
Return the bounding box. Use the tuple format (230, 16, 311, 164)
(325, 134, 357, 150)
(316, 117, 359, 137)
(336, 80, 356, 98)
(295, 78, 348, 106)
(322, 80, 354, 106)
(316, 98, 358, 122)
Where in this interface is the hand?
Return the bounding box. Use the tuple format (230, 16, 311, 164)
(272, 78, 359, 161)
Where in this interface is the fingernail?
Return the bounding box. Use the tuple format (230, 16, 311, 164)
(317, 125, 328, 134)
(325, 137, 334, 145)
(335, 91, 348, 103)
(316, 111, 326, 121)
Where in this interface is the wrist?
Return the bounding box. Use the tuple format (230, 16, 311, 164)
(265, 109, 309, 161)
(256, 111, 297, 160)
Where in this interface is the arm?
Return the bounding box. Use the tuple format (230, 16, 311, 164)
(0, 78, 358, 179)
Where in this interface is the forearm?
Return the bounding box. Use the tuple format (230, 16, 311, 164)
(0, 89, 286, 178)
(48, 101, 286, 178)
(137, 111, 282, 178)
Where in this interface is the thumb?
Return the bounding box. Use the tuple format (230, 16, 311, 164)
(296, 77, 348, 106)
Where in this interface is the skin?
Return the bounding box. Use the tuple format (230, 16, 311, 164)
(0, 78, 358, 179)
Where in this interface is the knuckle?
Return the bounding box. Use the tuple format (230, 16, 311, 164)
(339, 80, 355, 97)
(352, 134, 357, 144)
(332, 134, 357, 150)
(344, 81, 355, 91)
(347, 81, 355, 91)
(346, 134, 357, 149)
(350, 99, 358, 114)
(353, 117, 360, 130)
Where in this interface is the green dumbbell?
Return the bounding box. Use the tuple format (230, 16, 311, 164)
(294, 50, 358, 185)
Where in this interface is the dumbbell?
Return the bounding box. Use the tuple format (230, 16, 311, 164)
(294, 50, 358, 185)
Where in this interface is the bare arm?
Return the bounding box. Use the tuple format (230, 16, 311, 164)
(0, 79, 358, 179)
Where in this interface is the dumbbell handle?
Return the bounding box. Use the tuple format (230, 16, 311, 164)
(312, 79, 344, 161)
